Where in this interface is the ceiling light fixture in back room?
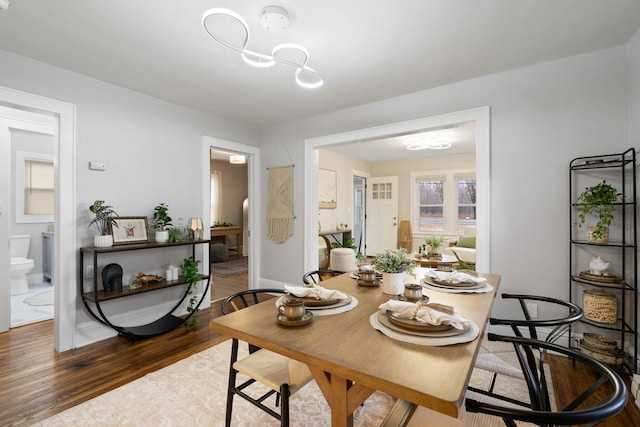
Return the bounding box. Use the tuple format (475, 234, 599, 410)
(202, 6, 323, 89)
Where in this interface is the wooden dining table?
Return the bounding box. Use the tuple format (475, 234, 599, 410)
(209, 271, 500, 426)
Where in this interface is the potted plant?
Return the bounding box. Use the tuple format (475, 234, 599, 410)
(181, 257, 201, 327)
(152, 203, 172, 243)
(89, 200, 118, 247)
(424, 235, 443, 256)
(576, 180, 619, 243)
(371, 248, 416, 295)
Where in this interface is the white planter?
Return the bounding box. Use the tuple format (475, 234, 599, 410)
(155, 230, 169, 243)
(94, 234, 113, 248)
(381, 272, 405, 295)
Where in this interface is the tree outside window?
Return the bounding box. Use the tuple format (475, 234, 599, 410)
(457, 178, 476, 232)
(418, 179, 444, 232)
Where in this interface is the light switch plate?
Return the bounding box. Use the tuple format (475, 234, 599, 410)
(89, 161, 106, 171)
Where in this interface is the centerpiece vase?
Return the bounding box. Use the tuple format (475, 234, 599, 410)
(381, 272, 405, 295)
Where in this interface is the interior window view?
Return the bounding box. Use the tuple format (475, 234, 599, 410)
(2, 2, 640, 426)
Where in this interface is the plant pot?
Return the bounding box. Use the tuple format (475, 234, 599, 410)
(381, 272, 405, 295)
(155, 230, 169, 243)
(587, 227, 609, 244)
(94, 234, 113, 248)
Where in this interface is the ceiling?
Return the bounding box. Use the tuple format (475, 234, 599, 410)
(1, 0, 639, 132)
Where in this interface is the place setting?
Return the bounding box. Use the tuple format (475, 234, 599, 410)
(370, 291, 480, 346)
(276, 284, 359, 316)
(420, 269, 493, 293)
(349, 265, 383, 287)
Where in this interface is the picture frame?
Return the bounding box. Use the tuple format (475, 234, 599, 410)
(319, 168, 337, 209)
(110, 216, 150, 245)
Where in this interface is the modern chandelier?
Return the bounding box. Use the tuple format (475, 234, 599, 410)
(202, 6, 323, 89)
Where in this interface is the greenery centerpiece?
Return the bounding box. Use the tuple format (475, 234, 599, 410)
(576, 180, 619, 243)
(372, 248, 416, 295)
(89, 200, 118, 247)
(152, 203, 172, 243)
(180, 257, 201, 327)
(424, 235, 443, 256)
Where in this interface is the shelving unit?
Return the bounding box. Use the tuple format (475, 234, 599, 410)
(569, 148, 637, 373)
(79, 239, 210, 341)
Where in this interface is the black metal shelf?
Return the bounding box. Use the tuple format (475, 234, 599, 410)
(569, 148, 637, 374)
(79, 239, 210, 341)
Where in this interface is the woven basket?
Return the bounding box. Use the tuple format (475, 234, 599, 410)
(583, 289, 617, 324)
(586, 227, 609, 244)
(579, 337, 625, 366)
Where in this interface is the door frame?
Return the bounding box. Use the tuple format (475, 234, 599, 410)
(201, 136, 260, 289)
(304, 106, 491, 273)
(0, 86, 76, 352)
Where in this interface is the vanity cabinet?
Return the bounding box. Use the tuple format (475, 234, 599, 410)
(569, 148, 637, 373)
(79, 239, 210, 341)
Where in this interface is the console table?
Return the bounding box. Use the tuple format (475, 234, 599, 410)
(319, 229, 352, 246)
(210, 226, 242, 257)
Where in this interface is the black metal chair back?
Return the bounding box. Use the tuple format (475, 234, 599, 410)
(302, 269, 343, 285)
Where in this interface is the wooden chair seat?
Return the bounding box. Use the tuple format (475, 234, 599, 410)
(234, 348, 313, 395)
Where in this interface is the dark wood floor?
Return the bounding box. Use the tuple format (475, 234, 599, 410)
(1, 268, 639, 426)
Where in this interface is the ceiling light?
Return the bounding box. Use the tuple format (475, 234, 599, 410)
(229, 154, 246, 164)
(406, 141, 452, 151)
(202, 7, 323, 89)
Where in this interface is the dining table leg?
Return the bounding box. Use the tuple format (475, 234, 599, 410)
(308, 366, 375, 427)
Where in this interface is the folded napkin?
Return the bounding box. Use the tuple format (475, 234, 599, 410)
(285, 284, 347, 300)
(378, 300, 470, 330)
(424, 270, 486, 284)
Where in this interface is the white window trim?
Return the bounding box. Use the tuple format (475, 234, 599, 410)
(411, 168, 475, 239)
(15, 150, 54, 223)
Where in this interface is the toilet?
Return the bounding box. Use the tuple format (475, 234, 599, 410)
(10, 234, 35, 295)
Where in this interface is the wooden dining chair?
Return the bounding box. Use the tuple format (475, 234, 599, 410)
(470, 293, 583, 407)
(302, 269, 343, 285)
(221, 289, 314, 427)
(466, 334, 627, 427)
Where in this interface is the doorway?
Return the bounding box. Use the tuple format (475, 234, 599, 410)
(352, 174, 366, 256)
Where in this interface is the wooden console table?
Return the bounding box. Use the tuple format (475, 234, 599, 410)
(319, 229, 352, 246)
(210, 226, 242, 257)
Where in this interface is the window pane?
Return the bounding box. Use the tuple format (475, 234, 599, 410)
(457, 179, 476, 204)
(419, 206, 443, 232)
(419, 180, 444, 204)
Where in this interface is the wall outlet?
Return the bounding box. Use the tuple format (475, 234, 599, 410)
(526, 303, 538, 319)
(85, 265, 94, 279)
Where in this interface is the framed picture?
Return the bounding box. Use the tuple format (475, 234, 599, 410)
(319, 168, 337, 209)
(110, 216, 149, 245)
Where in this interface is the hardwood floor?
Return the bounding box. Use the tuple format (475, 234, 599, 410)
(1, 267, 639, 427)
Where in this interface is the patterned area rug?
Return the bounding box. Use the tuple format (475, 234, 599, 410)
(211, 256, 248, 278)
(33, 336, 553, 426)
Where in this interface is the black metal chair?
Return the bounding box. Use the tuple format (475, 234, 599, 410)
(466, 334, 627, 427)
(470, 294, 583, 407)
(221, 289, 314, 427)
(302, 269, 343, 285)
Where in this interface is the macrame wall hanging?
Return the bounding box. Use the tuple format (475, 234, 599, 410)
(267, 165, 294, 243)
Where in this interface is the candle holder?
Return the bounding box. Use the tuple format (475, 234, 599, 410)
(189, 217, 203, 240)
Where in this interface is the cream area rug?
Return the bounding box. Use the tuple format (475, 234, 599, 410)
(24, 290, 54, 306)
(33, 337, 552, 426)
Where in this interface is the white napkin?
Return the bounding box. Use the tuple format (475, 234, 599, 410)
(378, 300, 470, 330)
(285, 284, 347, 300)
(424, 270, 486, 284)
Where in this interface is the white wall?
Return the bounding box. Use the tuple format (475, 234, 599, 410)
(630, 28, 640, 150)
(259, 46, 630, 322)
(0, 49, 258, 346)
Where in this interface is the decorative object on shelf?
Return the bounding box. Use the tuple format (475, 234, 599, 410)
(188, 217, 203, 240)
(578, 271, 622, 284)
(267, 165, 294, 243)
(576, 180, 619, 243)
(372, 248, 416, 295)
(110, 217, 150, 245)
(579, 333, 626, 366)
(583, 289, 617, 324)
(168, 218, 188, 242)
(181, 257, 201, 327)
(101, 263, 123, 292)
(89, 200, 118, 247)
(589, 257, 610, 275)
(152, 203, 172, 243)
(129, 272, 163, 290)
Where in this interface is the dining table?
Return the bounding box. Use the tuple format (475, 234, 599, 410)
(209, 269, 500, 426)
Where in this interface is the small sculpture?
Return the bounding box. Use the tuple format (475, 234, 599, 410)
(589, 257, 610, 276)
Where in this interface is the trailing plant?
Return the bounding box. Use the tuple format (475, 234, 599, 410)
(181, 257, 201, 327)
(89, 200, 118, 235)
(371, 248, 416, 275)
(168, 228, 181, 242)
(152, 202, 173, 231)
(576, 180, 620, 241)
(451, 250, 475, 271)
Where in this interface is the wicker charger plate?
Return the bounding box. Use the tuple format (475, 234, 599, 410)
(385, 311, 453, 332)
(578, 271, 622, 284)
(377, 311, 464, 338)
(292, 296, 340, 307)
(423, 276, 485, 290)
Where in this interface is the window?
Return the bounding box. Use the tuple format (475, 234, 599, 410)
(16, 151, 54, 223)
(412, 170, 475, 235)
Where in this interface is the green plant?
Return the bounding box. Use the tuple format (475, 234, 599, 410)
(424, 235, 443, 252)
(450, 250, 475, 271)
(152, 203, 172, 231)
(212, 220, 235, 227)
(168, 228, 181, 242)
(576, 180, 620, 241)
(331, 237, 357, 250)
(88, 200, 118, 235)
(371, 248, 416, 275)
(180, 257, 201, 327)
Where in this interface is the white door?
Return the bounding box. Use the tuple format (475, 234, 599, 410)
(0, 106, 56, 332)
(365, 176, 398, 255)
